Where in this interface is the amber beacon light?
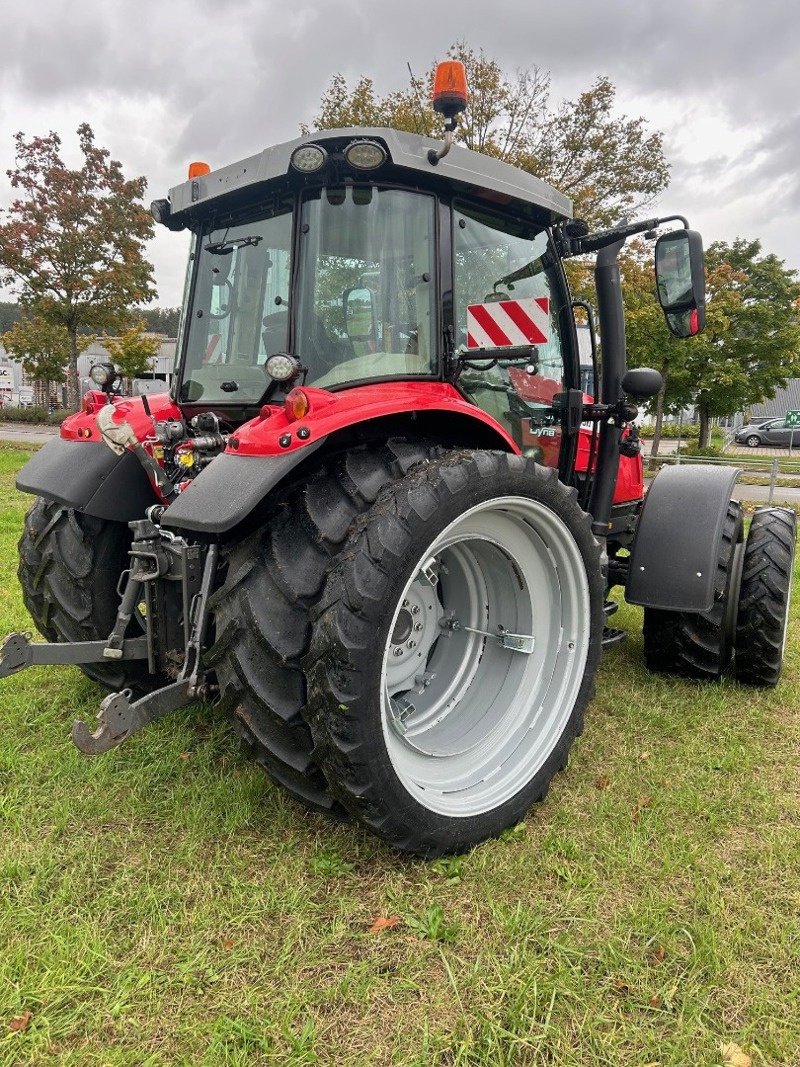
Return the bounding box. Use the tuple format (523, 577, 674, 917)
(432, 61, 468, 119)
(429, 61, 468, 165)
(188, 161, 211, 178)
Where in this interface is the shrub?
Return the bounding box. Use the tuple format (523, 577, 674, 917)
(0, 405, 71, 425)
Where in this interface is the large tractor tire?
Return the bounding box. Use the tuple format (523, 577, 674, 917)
(17, 496, 153, 694)
(209, 440, 441, 816)
(642, 501, 743, 679)
(302, 451, 604, 857)
(735, 507, 797, 687)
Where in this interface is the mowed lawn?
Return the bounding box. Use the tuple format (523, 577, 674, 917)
(1, 445, 798, 1067)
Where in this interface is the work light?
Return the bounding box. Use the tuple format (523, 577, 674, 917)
(344, 140, 386, 170)
(265, 353, 301, 382)
(290, 144, 327, 173)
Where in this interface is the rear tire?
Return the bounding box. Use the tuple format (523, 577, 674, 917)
(17, 497, 154, 694)
(735, 507, 796, 686)
(642, 502, 743, 679)
(209, 440, 442, 815)
(303, 452, 604, 856)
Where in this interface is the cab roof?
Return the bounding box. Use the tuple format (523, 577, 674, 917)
(168, 127, 572, 226)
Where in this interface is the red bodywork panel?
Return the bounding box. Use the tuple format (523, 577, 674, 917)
(62, 381, 642, 507)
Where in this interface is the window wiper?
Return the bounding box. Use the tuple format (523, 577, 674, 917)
(205, 235, 263, 255)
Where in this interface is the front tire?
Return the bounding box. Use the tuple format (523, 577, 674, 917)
(642, 502, 743, 679)
(746, 435, 761, 448)
(735, 507, 797, 686)
(304, 452, 604, 856)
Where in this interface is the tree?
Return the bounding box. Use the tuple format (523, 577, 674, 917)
(305, 43, 669, 227)
(0, 123, 156, 409)
(682, 241, 800, 447)
(1, 316, 75, 405)
(103, 321, 161, 383)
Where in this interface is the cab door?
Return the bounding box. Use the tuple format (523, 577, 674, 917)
(452, 202, 574, 470)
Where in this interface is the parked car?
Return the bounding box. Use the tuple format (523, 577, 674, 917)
(735, 417, 800, 447)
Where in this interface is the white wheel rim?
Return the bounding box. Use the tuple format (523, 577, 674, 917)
(379, 496, 592, 818)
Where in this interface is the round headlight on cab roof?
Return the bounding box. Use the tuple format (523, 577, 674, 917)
(265, 353, 301, 382)
(290, 144, 327, 173)
(344, 139, 387, 170)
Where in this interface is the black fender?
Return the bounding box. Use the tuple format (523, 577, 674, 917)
(160, 440, 327, 534)
(15, 436, 159, 522)
(625, 463, 740, 612)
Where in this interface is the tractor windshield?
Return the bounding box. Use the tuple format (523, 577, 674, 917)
(178, 187, 436, 405)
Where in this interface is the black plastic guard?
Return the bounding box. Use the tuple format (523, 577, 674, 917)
(15, 437, 158, 521)
(626, 463, 740, 612)
(161, 441, 326, 534)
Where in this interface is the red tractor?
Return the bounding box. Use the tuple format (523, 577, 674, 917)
(2, 64, 795, 855)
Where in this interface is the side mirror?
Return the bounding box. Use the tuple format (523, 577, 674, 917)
(343, 287, 377, 342)
(654, 229, 705, 338)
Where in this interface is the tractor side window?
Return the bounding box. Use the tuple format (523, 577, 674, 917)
(453, 204, 566, 467)
(180, 207, 293, 404)
(295, 187, 436, 388)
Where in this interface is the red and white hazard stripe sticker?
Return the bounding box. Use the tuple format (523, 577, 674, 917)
(466, 297, 550, 349)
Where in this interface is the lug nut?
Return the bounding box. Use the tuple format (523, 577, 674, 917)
(406, 640, 416, 649)
(411, 605, 420, 615)
(403, 599, 409, 607)
(392, 647, 404, 657)
(413, 623, 423, 632)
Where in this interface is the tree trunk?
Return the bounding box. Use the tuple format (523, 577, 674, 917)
(66, 327, 80, 411)
(698, 400, 711, 449)
(650, 384, 665, 458)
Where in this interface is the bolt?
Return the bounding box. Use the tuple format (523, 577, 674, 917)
(411, 605, 420, 615)
(413, 623, 423, 632)
(407, 640, 416, 649)
(568, 641, 575, 652)
(403, 599, 409, 608)
(392, 647, 404, 657)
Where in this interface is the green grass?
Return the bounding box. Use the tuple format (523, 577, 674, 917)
(1, 446, 799, 1066)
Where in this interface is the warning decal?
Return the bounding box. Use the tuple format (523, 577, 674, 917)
(466, 297, 550, 349)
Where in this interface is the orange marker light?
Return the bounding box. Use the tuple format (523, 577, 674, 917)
(432, 61, 468, 118)
(285, 388, 310, 422)
(188, 161, 211, 178)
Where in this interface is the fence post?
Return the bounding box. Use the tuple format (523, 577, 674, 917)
(768, 458, 777, 504)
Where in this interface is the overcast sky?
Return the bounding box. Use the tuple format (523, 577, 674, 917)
(1, 0, 798, 307)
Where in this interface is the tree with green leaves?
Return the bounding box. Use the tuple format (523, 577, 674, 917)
(103, 321, 161, 384)
(681, 240, 800, 447)
(619, 238, 800, 450)
(1, 316, 75, 406)
(0, 123, 156, 409)
(305, 42, 669, 227)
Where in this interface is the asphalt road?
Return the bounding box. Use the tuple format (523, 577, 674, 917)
(3, 423, 800, 502)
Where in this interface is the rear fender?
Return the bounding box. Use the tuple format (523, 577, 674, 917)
(161, 382, 518, 535)
(625, 464, 740, 611)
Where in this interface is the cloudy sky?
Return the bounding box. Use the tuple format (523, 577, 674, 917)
(1, 0, 798, 306)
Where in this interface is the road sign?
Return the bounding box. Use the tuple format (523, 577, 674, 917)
(786, 409, 800, 427)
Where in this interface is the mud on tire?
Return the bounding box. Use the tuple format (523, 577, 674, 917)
(303, 451, 604, 857)
(18, 496, 154, 694)
(208, 439, 442, 815)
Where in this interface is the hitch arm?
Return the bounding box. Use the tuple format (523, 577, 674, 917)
(0, 632, 148, 680)
(72, 680, 196, 755)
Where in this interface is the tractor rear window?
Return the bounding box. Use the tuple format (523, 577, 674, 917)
(295, 187, 437, 388)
